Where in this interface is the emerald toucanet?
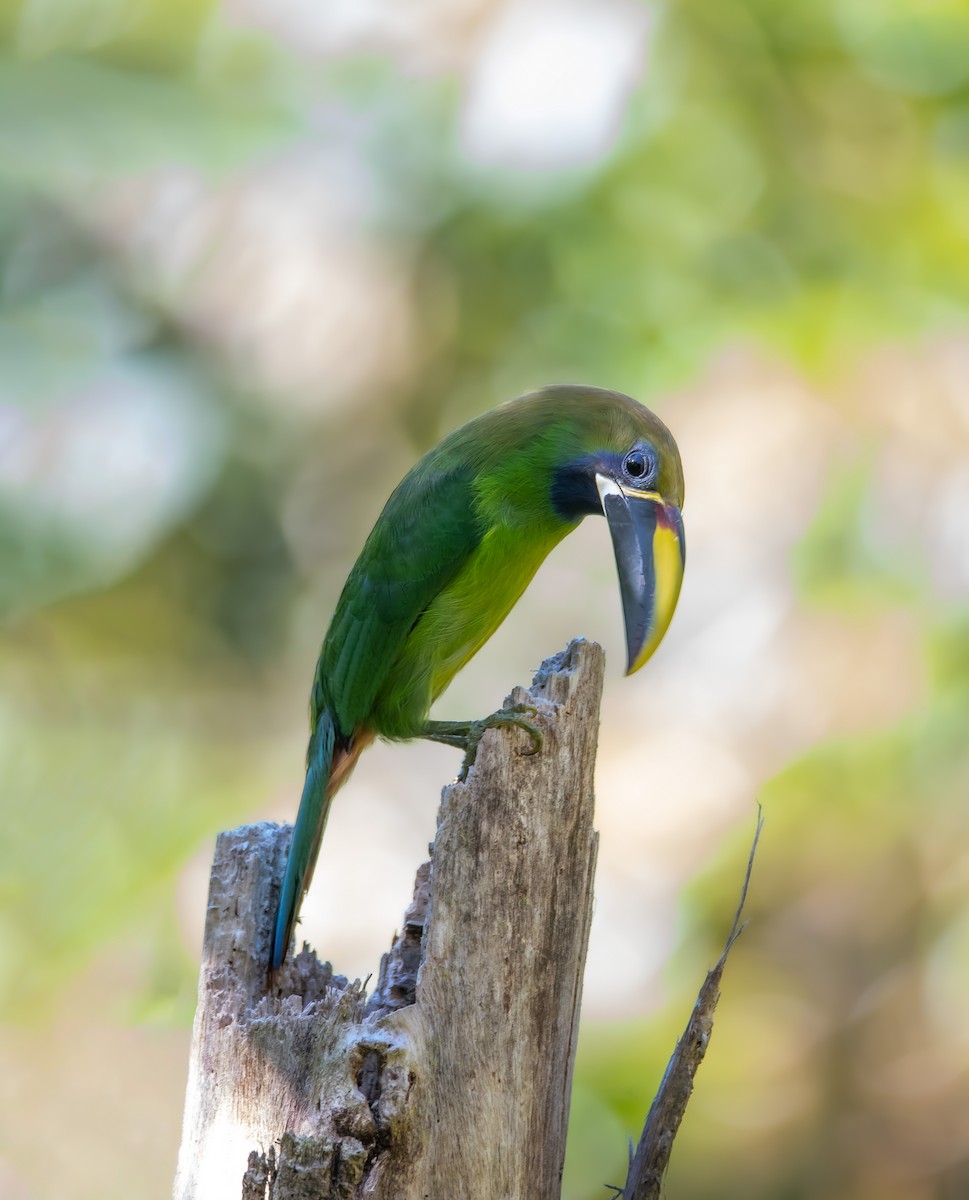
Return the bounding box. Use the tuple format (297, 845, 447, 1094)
(271, 385, 685, 970)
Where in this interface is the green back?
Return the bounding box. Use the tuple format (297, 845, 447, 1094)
(314, 463, 482, 737)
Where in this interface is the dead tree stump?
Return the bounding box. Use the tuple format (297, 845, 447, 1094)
(174, 638, 604, 1200)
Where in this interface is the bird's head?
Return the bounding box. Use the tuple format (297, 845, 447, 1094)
(540, 386, 686, 674)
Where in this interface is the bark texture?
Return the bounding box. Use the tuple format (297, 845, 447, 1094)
(174, 638, 604, 1200)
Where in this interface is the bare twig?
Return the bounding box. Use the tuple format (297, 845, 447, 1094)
(622, 807, 765, 1200)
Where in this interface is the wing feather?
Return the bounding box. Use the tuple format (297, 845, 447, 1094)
(313, 463, 482, 735)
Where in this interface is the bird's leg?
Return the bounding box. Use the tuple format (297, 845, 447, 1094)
(421, 704, 543, 781)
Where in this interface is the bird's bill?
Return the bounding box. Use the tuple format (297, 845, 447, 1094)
(596, 474, 685, 675)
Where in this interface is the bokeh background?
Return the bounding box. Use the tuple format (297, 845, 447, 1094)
(2, 0, 969, 1197)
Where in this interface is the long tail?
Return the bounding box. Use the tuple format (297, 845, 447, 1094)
(271, 709, 339, 971)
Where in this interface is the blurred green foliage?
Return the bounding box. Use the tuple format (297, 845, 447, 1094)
(1, 1, 969, 1197)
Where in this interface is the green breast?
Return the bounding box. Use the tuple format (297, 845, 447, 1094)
(368, 517, 572, 740)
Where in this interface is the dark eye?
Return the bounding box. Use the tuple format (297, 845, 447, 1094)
(623, 449, 652, 481)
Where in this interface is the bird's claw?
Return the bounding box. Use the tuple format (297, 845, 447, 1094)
(457, 703, 543, 780)
(502, 703, 543, 756)
(483, 702, 543, 759)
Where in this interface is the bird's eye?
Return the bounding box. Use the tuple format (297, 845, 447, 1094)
(623, 449, 652, 481)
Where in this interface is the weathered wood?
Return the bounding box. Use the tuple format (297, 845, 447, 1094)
(174, 638, 604, 1200)
(622, 809, 764, 1200)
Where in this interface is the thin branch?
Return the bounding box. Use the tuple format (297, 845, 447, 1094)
(622, 806, 765, 1200)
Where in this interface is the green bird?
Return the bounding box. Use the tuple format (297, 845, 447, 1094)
(271, 385, 685, 970)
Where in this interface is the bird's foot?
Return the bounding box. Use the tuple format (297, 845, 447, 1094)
(421, 704, 543, 781)
(458, 704, 543, 780)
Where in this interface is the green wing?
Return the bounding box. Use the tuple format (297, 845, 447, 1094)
(314, 462, 483, 737)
